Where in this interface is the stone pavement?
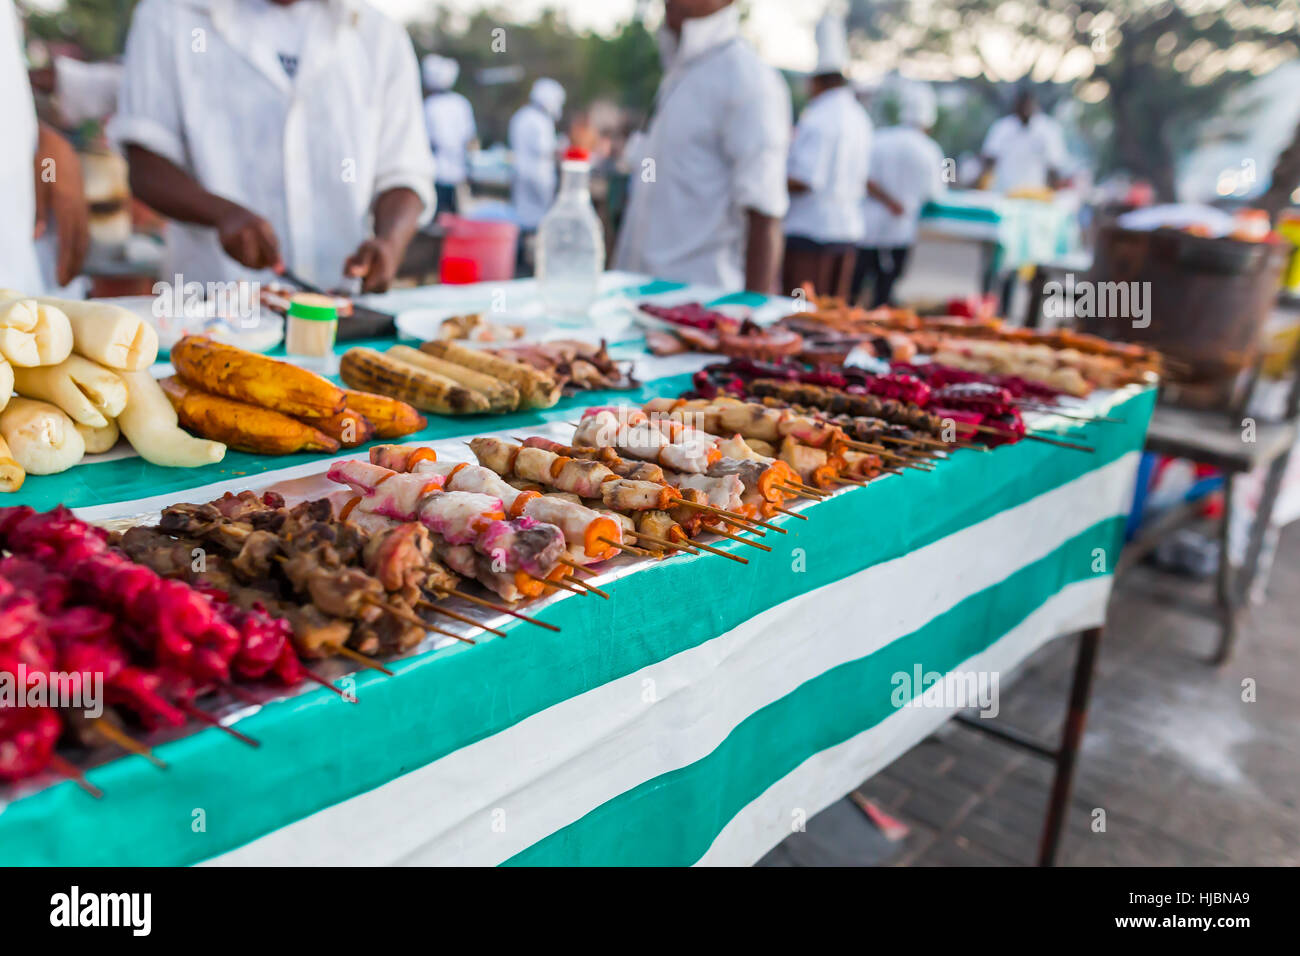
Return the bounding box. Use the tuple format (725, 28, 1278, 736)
(760, 523, 1300, 867)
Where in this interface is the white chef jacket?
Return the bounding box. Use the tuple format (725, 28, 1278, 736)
(509, 102, 557, 230)
(784, 85, 872, 245)
(110, 0, 435, 287)
(981, 113, 1067, 194)
(0, 0, 42, 294)
(613, 4, 790, 291)
(425, 90, 476, 186)
(861, 125, 946, 248)
(53, 55, 123, 125)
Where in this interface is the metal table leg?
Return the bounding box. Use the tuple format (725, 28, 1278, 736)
(1214, 475, 1241, 665)
(1037, 626, 1103, 866)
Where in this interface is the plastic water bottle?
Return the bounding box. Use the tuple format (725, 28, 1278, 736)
(537, 147, 605, 324)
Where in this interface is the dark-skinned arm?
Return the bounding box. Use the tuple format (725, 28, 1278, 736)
(867, 179, 905, 217)
(125, 144, 281, 270)
(34, 123, 89, 286)
(743, 209, 784, 296)
(343, 186, 424, 293)
(787, 178, 810, 195)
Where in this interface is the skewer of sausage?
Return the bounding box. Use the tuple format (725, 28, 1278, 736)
(368, 445, 624, 564)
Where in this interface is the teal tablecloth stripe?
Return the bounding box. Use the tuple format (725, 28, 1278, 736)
(506, 521, 1121, 866)
(0, 387, 1153, 865)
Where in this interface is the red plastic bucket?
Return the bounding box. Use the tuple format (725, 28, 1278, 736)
(438, 214, 519, 283)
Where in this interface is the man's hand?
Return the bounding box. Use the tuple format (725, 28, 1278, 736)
(216, 204, 282, 271)
(344, 237, 400, 293)
(33, 124, 89, 287)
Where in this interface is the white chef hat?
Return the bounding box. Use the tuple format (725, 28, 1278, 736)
(899, 81, 937, 128)
(422, 54, 459, 91)
(530, 77, 566, 120)
(813, 11, 850, 76)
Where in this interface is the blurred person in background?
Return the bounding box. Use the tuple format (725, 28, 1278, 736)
(30, 54, 123, 127)
(510, 76, 565, 273)
(422, 53, 475, 216)
(1, 0, 88, 292)
(853, 81, 945, 307)
(111, 0, 435, 292)
(613, 0, 790, 294)
(782, 13, 870, 301)
(978, 88, 1067, 194)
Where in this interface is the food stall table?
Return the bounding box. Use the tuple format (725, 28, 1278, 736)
(0, 277, 1154, 866)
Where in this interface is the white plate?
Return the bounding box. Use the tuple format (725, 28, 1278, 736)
(396, 296, 644, 348)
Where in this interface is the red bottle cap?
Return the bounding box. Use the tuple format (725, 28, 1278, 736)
(564, 147, 590, 162)
(441, 256, 480, 285)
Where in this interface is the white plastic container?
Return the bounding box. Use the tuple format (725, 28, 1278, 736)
(536, 147, 605, 325)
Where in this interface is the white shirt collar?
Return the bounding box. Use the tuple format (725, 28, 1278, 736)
(658, 4, 740, 72)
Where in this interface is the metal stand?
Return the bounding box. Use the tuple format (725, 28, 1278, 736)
(953, 626, 1104, 866)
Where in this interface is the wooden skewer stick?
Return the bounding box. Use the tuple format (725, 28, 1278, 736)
(360, 592, 439, 630)
(430, 586, 559, 632)
(836, 473, 871, 486)
(223, 683, 263, 706)
(416, 600, 507, 638)
(710, 527, 773, 551)
(179, 702, 260, 748)
(877, 434, 947, 456)
(93, 719, 166, 769)
(414, 620, 478, 645)
(794, 480, 830, 496)
(566, 575, 610, 600)
(684, 536, 750, 564)
(624, 535, 686, 556)
(897, 433, 953, 451)
(961, 423, 1095, 453)
(776, 483, 823, 501)
(727, 510, 786, 534)
(845, 440, 933, 469)
(49, 755, 103, 798)
(335, 645, 395, 676)
(672, 498, 764, 526)
(599, 535, 653, 557)
(536, 574, 587, 595)
(771, 505, 808, 521)
(558, 556, 595, 576)
(1015, 401, 1122, 424)
(299, 669, 353, 699)
(1025, 433, 1096, 453)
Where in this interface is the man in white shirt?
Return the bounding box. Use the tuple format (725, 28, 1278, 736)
(508, 77, 564, 275)
(854, 82, 946, 307)
(979, 90, 1068, 194)
(0, 0, 87, 293)
(509, 78, 564, 231)
(111, 0, 435, 291)
(613, 0, 790, 294)
(422, 54, 475, 216)
(782, 13, 871, 301)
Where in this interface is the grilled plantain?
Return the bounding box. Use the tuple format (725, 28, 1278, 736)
(171, 335, 346, 419)
(340, 388, 427, 438)
(304, 406, 376, 448)
(160, 376, 339, 455)
(339, 348, 490, 415)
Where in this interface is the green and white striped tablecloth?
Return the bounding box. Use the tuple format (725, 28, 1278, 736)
(0, 279, 1153, 866)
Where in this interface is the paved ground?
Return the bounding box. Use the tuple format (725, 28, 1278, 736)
(760, 523, 1300, 867)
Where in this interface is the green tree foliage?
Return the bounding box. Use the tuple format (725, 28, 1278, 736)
(24, 0, 138, 60)
(412, 6, 662, 146)
(846, 0, 1300, 199)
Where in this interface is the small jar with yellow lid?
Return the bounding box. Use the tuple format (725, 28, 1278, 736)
(285, 293, 339, 374)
